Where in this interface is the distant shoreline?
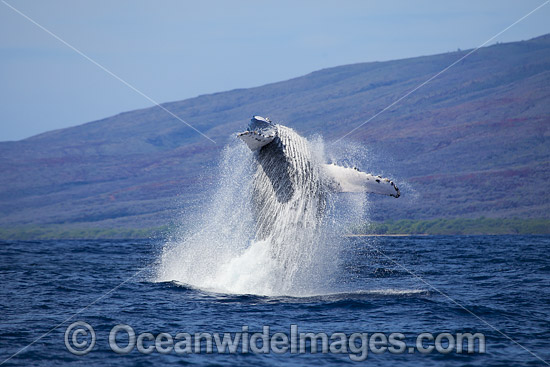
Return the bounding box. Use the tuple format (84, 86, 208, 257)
(344, 234, 429, 237)
(0, 217, 548, 240)
(351, 217, 550, 236)
(343, 233, 545, 237)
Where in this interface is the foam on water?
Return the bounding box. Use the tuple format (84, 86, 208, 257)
(155, 133, 372, 296)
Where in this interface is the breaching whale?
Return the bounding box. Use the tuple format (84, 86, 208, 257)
(237, 116, 400, 246)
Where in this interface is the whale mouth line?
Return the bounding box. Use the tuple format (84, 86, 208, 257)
(237, 130, 276, 151)
(237, 130, 275, 138)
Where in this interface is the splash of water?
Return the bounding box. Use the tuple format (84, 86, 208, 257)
(155, 133, 370, 296)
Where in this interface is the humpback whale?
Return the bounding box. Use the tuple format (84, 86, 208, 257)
(237, 116, 400, 256)
(155, 116, 401, 295)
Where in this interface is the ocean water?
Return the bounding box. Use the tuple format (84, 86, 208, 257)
(1, 235, 549, 366)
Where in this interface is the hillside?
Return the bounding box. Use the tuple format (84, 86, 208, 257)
(1, 34, 549, 230)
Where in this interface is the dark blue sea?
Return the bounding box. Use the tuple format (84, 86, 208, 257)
(1, 235, 549, 366)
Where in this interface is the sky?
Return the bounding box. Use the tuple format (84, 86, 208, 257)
(1, 0, 549, 141)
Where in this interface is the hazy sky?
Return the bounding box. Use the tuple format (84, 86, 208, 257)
(1, 0, 549, 141)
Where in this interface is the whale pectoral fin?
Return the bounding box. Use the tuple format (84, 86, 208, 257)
(322, 164, 400, 198)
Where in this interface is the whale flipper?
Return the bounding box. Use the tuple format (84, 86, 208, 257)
(322, 164, 400, 198)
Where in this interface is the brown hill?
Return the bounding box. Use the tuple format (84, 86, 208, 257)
(0, 34, 549, 229)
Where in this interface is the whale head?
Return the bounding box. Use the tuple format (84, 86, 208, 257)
(237, 115, 276, 151)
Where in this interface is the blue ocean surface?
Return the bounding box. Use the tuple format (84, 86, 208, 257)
(1, 235, 549, 366)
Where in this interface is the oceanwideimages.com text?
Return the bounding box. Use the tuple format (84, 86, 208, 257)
(65, 322, 486, 361)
